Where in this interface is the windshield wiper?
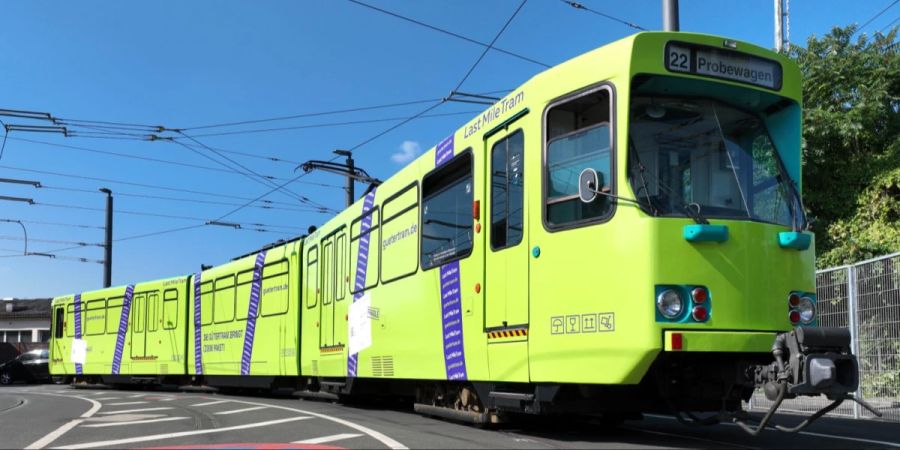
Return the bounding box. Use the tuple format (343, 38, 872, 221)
(628, 138, 659, 216)
(628, 138, 709, 225)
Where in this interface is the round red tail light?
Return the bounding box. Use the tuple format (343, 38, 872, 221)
(691, 306, 708, 322)
(789, 310, 801, 324)
(788, 293, 801, 308)
(691, 288, 708, 304)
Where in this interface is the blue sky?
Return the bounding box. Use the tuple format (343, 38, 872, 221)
(1, 0, 897, 298)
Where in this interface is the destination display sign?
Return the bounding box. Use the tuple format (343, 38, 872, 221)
(665, 42, 782, 90)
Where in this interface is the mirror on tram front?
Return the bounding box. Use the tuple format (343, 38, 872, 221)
(578, 168, 600, 203)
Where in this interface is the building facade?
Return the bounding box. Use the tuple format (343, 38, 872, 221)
(0, 298, 51, 344)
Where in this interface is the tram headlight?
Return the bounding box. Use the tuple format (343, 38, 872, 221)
(657, 289, 684, 319)
(798, 296, 816, 324)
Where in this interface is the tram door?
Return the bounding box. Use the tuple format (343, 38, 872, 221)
(319, 236, 335, 349)
(484, 127, 530, 382)
(131, 293, 147, 358)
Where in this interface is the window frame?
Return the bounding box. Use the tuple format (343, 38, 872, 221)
(199, 281, 214, 326)
(54, 307, 64, 339)
(335, 233, 347, 301)
(260, 258, 290, 317)
(541, 82, 618, 232)
(163, 288, 179, 330)
(106, 297, 123, 335)
(349, 206, 381, 295)
(420, 148, 475, 271)
(380, 181, 421, 284)
(490, 128, 525, 251)
(306, 245, 319, 309)
(214, 274, 236, 324)
(84, 298, 107, 336)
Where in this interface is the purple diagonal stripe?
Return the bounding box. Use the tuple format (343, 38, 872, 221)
(440, 260, 467, 380)
(111, 285, 135, 375)
(240, 250, 268, 375)
(435, 134, 454, 167)
(73, 294, 83, 375)
(193, 273, 203, 375)
(348, 189, 377, 376)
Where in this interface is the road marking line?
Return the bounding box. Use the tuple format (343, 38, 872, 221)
(217, 398, 407, 449)
(214, 406, 268, 415)
(24, 393, 102, 449)
(93, 397, 121, 400)
(190, 400, 231, 407)
(293, 433, 363, 444)
(644, 414, 900, 448)
(107, 401, 147, 406)
(98, 407, 174, 415)
(56, 416, 312, 449)
(127, 394, 145, 398)
(82, 416, 190, 428)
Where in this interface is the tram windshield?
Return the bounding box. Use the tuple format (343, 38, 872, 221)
(628, 95, 805, 229)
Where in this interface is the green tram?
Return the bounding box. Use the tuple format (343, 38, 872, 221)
(50, 32, 871, 432)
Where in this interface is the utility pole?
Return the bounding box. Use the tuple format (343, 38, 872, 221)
(299, 150, 382, 209)
(774, 0, 789, 52)
(334, 150, 355, 208)
(100, 187, 113, 287)
(663, 0, 679, 31)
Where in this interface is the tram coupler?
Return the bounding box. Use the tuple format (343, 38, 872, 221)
(737, 326, 881, 435)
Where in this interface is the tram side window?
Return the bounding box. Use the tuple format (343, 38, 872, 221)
(85, 299, 106, 336)
(421, 151, 474, 270)
(545, 87, 614, 228)
(66, 304, 75, 337)
(54, 307, 64, 339)
(214, 276, 235, 324)
(306, 246, 319, 308)
(106, 297, 123, 334)
(235, 270, 252, 320)
(491, 130, 525, 250)
(381, 183, 420, 282)
(200, 281, 214, 325)
(148, 292, 160, 332)
(163, 289, 179, 330)
(336, 233, 347, 301)
(261, 260, 289, 316)
(350, 209, 380, 293)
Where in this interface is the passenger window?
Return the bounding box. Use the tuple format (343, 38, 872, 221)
(85, 299, 106, 336)
(106, 297, 123, 334)
(381, 183, 420, 282)
(306, 246, 319, 308)
(421, 151, 474, 270)
(350, 209, 380, 293)
(322, 240, 334, 305)
(133, 294, 146, 333)
(545, 87, 614, 228)
(200, 281, 213, 326)
(336, 233, 347, 301)
(214, 275, 236, 323)
(491, 130, 525, 250)
(163, 289, 179, 330)
(236, 269, 254, 320)
(261, 260, 289, 316)
(54, 307, 64, 339)
(148, 293, 160, 332)
(66, 304, 75, 337)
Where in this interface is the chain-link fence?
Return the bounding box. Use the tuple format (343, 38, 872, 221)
(748, 252, 900, 422)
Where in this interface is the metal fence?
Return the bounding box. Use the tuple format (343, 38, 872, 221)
(748, 252, 900, 422)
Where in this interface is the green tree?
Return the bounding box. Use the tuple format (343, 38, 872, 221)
(789, 26, 900, 267)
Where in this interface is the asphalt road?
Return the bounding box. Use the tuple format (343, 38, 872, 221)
(0, 384, 897, 449)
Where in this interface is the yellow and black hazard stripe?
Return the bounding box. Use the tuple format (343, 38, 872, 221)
(487, 328, 529, 340)
(320, 344, 345, 354)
